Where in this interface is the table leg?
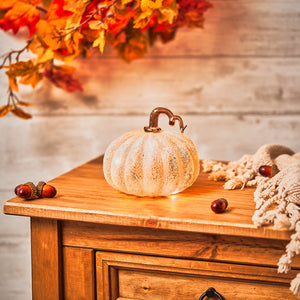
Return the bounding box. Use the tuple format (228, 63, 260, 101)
(31, 217, 63, 300)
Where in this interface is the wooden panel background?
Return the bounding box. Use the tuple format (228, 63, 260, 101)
(0, 0, 300, 299)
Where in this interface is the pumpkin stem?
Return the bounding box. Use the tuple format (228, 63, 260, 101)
(144, 107, 187, 133)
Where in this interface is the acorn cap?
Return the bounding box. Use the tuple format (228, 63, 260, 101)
(37, 181, 46, 198)
(23, 182, 39, 200)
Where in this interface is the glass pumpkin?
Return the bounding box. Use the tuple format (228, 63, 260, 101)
(103, 107, 200, 197)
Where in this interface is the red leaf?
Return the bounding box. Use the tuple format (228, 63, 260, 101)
(0, 0, 41, 36)
(43, 67, 83, 92)
(175, 0, 212, 28)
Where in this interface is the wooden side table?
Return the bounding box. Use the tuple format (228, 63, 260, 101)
(3, 156, 299, 299)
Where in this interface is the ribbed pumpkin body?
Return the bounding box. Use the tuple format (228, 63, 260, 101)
(103, 129, 200, 197)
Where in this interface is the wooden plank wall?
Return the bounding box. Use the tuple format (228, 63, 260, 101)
(0, 0, 300, 299)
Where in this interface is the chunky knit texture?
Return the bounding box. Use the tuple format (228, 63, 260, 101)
(203, 144, 300, 298)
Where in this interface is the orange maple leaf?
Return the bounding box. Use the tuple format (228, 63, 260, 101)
(34, 19, 83, 63)
(0, 0, 41, 36)
(108, 9, 136, 36)
(5, 60, 43, 92)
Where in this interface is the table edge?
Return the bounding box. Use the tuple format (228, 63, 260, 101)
(3, 200, 293, 241)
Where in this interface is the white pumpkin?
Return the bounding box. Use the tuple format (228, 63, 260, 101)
(103, 108, 200, 197)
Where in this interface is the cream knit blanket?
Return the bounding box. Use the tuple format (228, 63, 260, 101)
(202, 144, 300, 298)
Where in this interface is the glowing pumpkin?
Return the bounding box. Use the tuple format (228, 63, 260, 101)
(103, 107, 200, 197)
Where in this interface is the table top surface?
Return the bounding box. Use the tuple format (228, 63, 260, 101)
(3, 156, 292, 240)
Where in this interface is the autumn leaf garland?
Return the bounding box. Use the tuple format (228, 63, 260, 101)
(0, 0, 212, 119)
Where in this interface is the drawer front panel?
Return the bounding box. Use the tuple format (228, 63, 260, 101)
(63, 221, 300, 268)
(96, 251, 297, 300)
(118, 269, 290, 300)
(63, 247, 95, 300)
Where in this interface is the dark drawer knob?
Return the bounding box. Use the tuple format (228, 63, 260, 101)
(199, 287, 224, 300)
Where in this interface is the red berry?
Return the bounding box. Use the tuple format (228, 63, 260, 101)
(14, 184, 23, 196)
(42, 184, 57, 198)
(17, 185, 32, 199)
(211, 198, 228, 214)
(258, 165, 272, 177)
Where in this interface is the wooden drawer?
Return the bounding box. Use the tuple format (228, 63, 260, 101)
(96, 251, 297, 300)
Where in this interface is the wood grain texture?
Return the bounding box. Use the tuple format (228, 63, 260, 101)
(3, 156, 295, 240)
(96, 251, 297, 299)
(62, 221, 300, 268)
(27, 57, 300, 115)
(63, 247, 95, 300)
(1, 0, 300, 59)
(31, 218, 62, 300)
(118, 269, 292, 300)
(143, 0, 300, 57)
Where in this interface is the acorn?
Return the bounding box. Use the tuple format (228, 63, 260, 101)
(37, 181, 57, 198)
(15, 182, 39, 200)
(211, 198, 228, 214)
(258, 165, 272, 177)
(14, 184, 23, 196)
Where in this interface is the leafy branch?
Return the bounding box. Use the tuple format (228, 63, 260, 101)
(0, 90, 33, 119)
(0, 0, 212, 119)
(54, 0, 119, 41)
(0, 40, 32, 69)
(0, 40, 36, 118)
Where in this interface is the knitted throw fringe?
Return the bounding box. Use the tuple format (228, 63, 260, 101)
(202, 144, 300, 298)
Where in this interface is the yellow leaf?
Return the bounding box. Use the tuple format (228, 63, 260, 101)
(93, 29, 106, 53)
(11, 107, 32, 119)
(29, 36, 54, 63)
(0, 105, 13, 117)
(35, 20, 81, 63)
(36, 20, 63, 51)
(133, 10, 153, 29)
(121, 0, 133, 5)
(89, 21, 108, 31)
(64, 0, 92, 29)
(39, 48, 54, 63)
(159, 7, 177, 24)
(64, 30, 83, 50)
(140, 0, 162, 11)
